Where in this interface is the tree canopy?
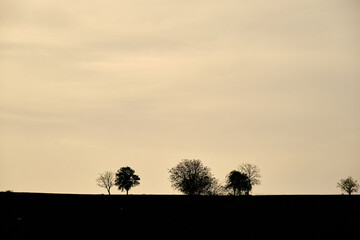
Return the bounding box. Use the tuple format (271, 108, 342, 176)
(169, 159, 216, 195)
(225, 170, 252, 196)
(337, 176, 359, 195)
(115, 167, 140, 195)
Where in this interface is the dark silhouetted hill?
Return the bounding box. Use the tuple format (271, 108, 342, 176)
(1, 192, 359, 239)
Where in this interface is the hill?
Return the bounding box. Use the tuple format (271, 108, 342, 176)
(1, 192, 359, 239)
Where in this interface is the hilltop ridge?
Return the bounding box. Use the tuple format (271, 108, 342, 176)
(1, 192, 358, 239)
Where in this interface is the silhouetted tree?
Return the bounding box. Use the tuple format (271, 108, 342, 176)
(115, 167, 140, 195)
(169, 159, 215, 195)
(225, 170, 252, 196)
(96, 171, 115, 195)
(238, 163, 261, 193)
(337, 176, 359, 195)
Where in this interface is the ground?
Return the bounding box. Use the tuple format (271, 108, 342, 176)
(1, 192, 359, 239)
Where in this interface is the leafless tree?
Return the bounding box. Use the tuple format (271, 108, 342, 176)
(337, 176, 359, 195)
(238, 163, 261, 185)
(169, 159, 216, 195)
(96, 171, 115, 195)
(238, 163, 261, 193)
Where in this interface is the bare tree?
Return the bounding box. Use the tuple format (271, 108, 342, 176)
(238, 163, 261, 188)
(96, 171, 115, 195)
(169, 159, 216, 195)
(337, 176, 359, 195)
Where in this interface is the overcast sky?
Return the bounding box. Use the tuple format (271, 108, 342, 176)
(1, 0, 359, 194)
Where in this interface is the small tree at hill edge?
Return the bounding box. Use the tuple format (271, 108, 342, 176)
(337, 176, 359, 195)
(96, 171, 115, 195)
(115, 167, 140, 195)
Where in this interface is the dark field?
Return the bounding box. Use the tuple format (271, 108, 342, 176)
(1, 192, 359, 239)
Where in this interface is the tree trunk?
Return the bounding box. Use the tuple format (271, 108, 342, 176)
(126, 189, 129, 195)
(107, 188, 111, 195)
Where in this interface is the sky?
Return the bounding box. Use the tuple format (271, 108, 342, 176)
(0, 0, 359, 195)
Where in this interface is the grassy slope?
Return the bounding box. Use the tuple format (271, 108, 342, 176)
(1, 192, 359, 239)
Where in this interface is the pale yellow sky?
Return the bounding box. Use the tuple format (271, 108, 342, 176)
(1, 0, 359, 194)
